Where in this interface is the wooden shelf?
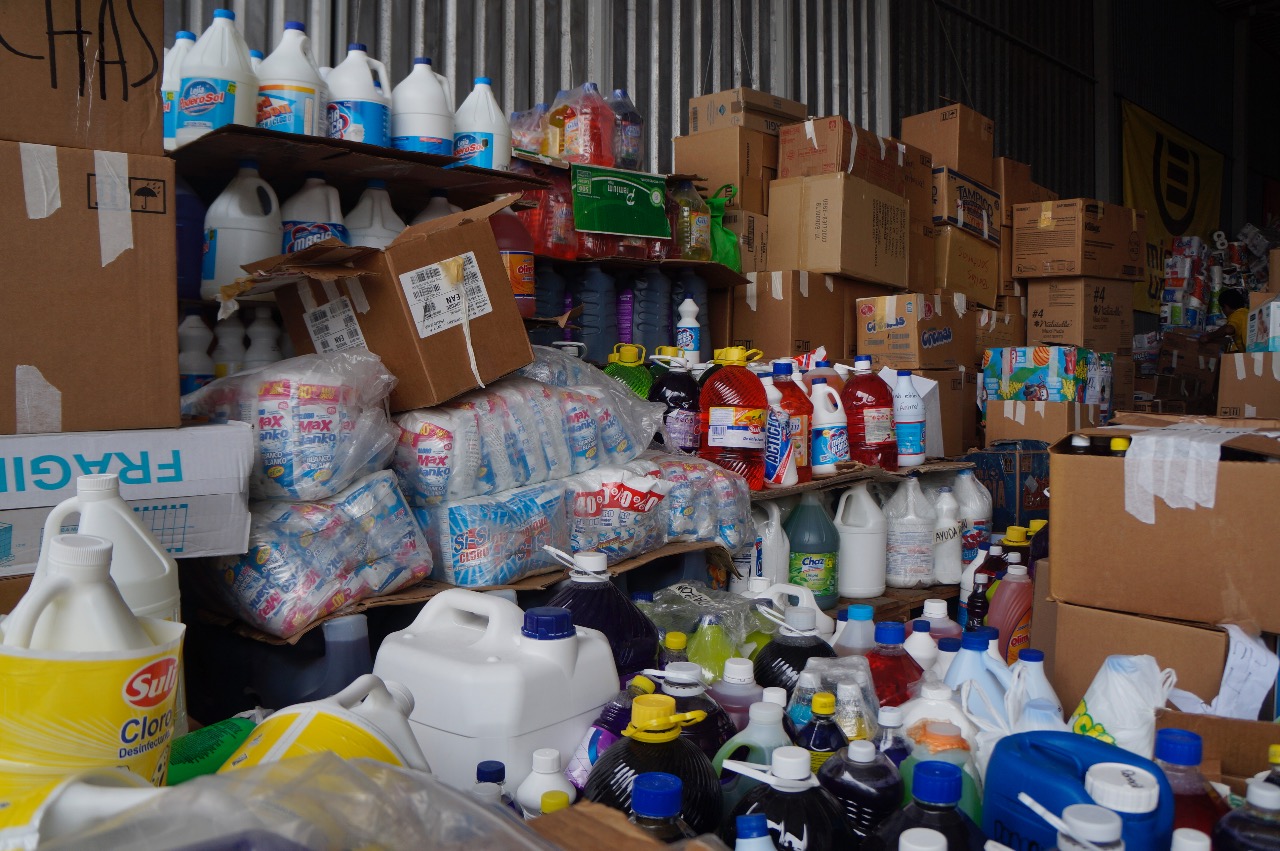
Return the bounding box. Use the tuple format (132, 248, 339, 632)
(750, 459, 976, 501)
(833, 584, 962, 623)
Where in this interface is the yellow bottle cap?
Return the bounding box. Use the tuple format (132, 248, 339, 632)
(655, 346, 683, 358)
(811, 692, 835, 715)
(1028, 519, 1048, 535)
(624, 694, 706, 743)
(664, 631, 687, 651)
(631, 674, 656, 694)
(612, 342, 646, 367)
(606, 353, 619, 364)
(716, 347, 763, 366)
(540, 790, 571, 814)
(630, 694, 676, 728)
(1002, 526, 1028, 544)
(1270, 744, 1280, 765)
(1110, 436, 1131, 453)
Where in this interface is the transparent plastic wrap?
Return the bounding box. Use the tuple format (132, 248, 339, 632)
(40, 753, 554, 851)
(181, 352, 398, 501)
(647, 580, 758, 655)
(521, 344, 665, 438)
(413, 480, 571, 587)
(198, 471, 432, 638)
(564, 459, 672, 563)
(646, 451, 751, 553)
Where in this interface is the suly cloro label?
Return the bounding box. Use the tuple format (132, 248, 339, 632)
(219, 708, 404, 773)
(707, 406, 766, 448)
(327, 100, 390, 146)
(453, 131, 497, 168)
(257, 84, 320, 134)
(177, 77, 239, 133)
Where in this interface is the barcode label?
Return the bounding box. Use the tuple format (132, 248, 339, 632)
(304, 296, 367, 354)
(397, 251, 493, 339)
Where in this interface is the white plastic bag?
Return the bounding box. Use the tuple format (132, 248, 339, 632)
(1069, 654, 1176, 758)
(961, 664, 1070, 783)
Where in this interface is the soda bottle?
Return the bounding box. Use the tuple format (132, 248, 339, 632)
(647, 354, 700, 453)
(628, 772, 697, 841)
(707, 658, 764, 731)
(604, 343, 653, 397)
(753, 606, 837, 696)
(714, 701, 793, 814)
(783, 493, 841, 611)
(659, 632, 689, 668)
(562, 82, 615, 166)
(1214, 780, 1280, 851)
(771, 362, 814, 483)
(894, 371, 927, 467)
(842, 355, 898, 471)
(1155, 729, 1231, 835)
(797, 692, 849, 772)
(698, 347, 768, 490)
(862, 761, 989, 851)
(721, 746, 857, 848)
(672, 180, 712, 261)
(866, 622, 925, 708)
(606, 88, 646, 170)
(874, 705, 912, 767)
(658, 661, 738, 761)
(833, 604, 877, 657)
(564, 674, 657, 790)
(818, 739, 905, 843)
(491, 208, 536, 318)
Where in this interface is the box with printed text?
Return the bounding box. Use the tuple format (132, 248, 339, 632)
(855, 293, 978, 370)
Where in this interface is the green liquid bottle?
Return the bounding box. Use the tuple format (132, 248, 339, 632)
(603, 342, 653, 397)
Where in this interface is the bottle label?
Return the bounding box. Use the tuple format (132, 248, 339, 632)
(617, 290, 634, 344)
(616, 121, 644, 167)
(764, 406, 795, 485)
(732, 535, 764, 580)
(1006, 609, 1033, 664)
(961, 518, 989, 565)
(707, 406, 766, 448)
(691, 213, 711, 252)
(177, 77, 239, 133)
(789, 551, 836, 598)
(180, 373, 214, 395)
(257, 84, 319, 134)
(163, 90, 177, 140)
(675, 324, 700, 353)
(811, 424, 849, 467)
(327, 100, 391, 146)
(861, 406, 895, 445)
(958, 598, 968, 630)
(809, 749, 837, 772)
(392, 134, 454, 155)
(896, 419, 925, 458)
(500, 250, 536, 301)
(665, 408, 700, 452)
(202, 228, 218, 283)
(453, 130, 498, 168)
(282, 221, 352, 254)
(790, 413, 810, 466)
(564, 724, 617, 789)
(886, 529, 934, 585)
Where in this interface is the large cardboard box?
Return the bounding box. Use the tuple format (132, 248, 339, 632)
(1112, 355, 1136, 411)
(991, 158, 1058, 226)
(687, 87, 808, 137)
(1247, 294, 1280, 352)
(0, 142, 179, 434)
(708, 287, 733, 351)
(0, 2, 162, 155)
(931, 168, 1001, 246)
(778, 119, 908, 195)
(731, 271, 848, 359)
(1012, 200, 1147, 281)
(1049, 415, 1280, 632)
(673, 128, 778, 213)
(985, 400, 1100, 446)
(1217, 353, 1280, 417)
(1158, 329, 1220, 387)
(933, 226, 999, 309)
(855, 293, 978, 370)
(975, 303, 1027, 365)
(917, 367, 980, 456)
(895, 140, 938, 291)
(0, 425, 254, 576)
(254, 199, 534, 412)
(962, 440, 1050, 530)
(899, 105, 995, 185)
(1026, 278, 1135, 355)
(768, 174, 910, 288)
(839, 281, 923, 360)
(999, 225, 1017, 294)
(721, 210, 769, 273)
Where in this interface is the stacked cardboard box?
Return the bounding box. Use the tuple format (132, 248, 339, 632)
(992, 158, 1057, 299)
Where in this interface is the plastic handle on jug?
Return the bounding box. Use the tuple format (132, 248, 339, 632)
(835, 489, 855, 525)
(365, 55, 391, 96)
(721, 759, 819, 791)
(329, 673, 390, 711)
(762, 501, 782, 527)
(404, 588, 526, 646)
(36, 497, 83, 573)
(1, 574, 71, 647)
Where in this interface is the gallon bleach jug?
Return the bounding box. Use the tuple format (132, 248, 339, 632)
(256, 21, 326, 136)
(162, 31, 197, 150)
(241, 307, 283, 370)
(392, 57, 455, 154)
(835, 481, 888, 599)
(326, 43, 391, 146)
(730, 502, 789, 592)
(453, 77, 512, 169)
(175, 10, 257, 146)
(201, 160, 282, 299)
(0, 768, 160, 849)
(178, 313, 215, 394)
(281, 173, 349, 252)
(346, 179, 406, 248)
(373, 591, 618, 790)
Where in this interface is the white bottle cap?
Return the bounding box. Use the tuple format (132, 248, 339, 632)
(771, 746, 812, 781)
(531, 748, 561, 773)
(786, 606, 817, 630)
(797, 671, 821, 689)
(1170, 828, 1212, 851)
(878, 705, 903, 726)
(1061, 804, 1122, 843)
(76, 474, 120, 494)
(573, 552, 608, 573)
(749, 702, 785, 724)
(1248, 779, 1280, 809)
(989, 545, 1004, 556)
(762, 687, 788, 708)
(1085, 763, 1160, 813)
(922, 599, 949, 619)
(847, 740, 877, 764)
(722, 658, 755, 684)
(48, 534, 114, 572)
(1006, 552, 1023, 564)
(747, 577, 771, 594)
(898, 827, 947, 851)
(1007, 564, 1028, 576)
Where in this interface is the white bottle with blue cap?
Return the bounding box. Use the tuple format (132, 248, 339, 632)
(176, 10, 258, 145)
(326, 43, 391, 146)
(453, 77, 511, 169)
(346, 180, 405, 249)
(248, 50, 263, 73)
(392, 58, 455, 155)
(281, 172, 349, 253)
(162, 30, 197, 151)
(256, 21, 326, 136)
(200, 160, 282, 299)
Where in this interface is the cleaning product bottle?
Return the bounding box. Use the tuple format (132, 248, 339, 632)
(515, 749, 576, 820)
(999, 525, 1031, 564)
(763, 375, 799, 488)
(797, 692, 850, 771)
(672, 180, 712, 261)
(475, 761, 519, 811)
(648, 354, 700, 453)
(675, 298, 702, 363)
(546, 551, 659, 684)
(953, 469, 992, 567)
(833, 604, 877, 657)
(834, 677, 879, 741)
(965, 575, 991, 631)
(932, 488, 963, 585)
(818, 739, 905, 844)
(801, 360, 845, 395)
(606, 88, 645, 170)
(326, 43, 391, 146)
(783, 493, 841, 611)
(809, 378, 850, 476)
(211, 315, 245, 378)
(346, 179, 405, 248)
(835, 482, 888, 599)
(919, 600, 962, 641)
(866, 622, 925, 708)
(563, 82, 615, 166)
(454, 77, 511, 169)
(1214, 780, 1280, 851)
(391, 57, 454, 154)
(256, 21, 325, 136)
(1057, 805, 1126, 851)
(542, 89, 573, 158)
(178, 314, 215, 394)
(167, 717, 257, 784)
(673, 270, 712, 363)
(175, 9, 257, 145)
(787, 670, 823, 728)
(658, 661, 739, 761)
(762, 687, 799, 739)
(1008, 648, 1062, 717)
(412, 189, 463, 224)
(604, 343, 652, 397)
(842, 355, 898, 471)
(932, 638, 961, 681)
(577, 264, 619, 364)
(241, 307, 282, 370)
(564, 674, 656, 790)
(1172, 829, 1211, 851)
(698, 347, 768, 490)
(200, 160, 282, 298)
(863, 761, 989, 851)
(628, 772, 696, 840)
(894, 371, 927, 467)
(163, 31, 197, 150)
(904, 621, 939, 671)
(988, 563, 1034, 663)
(714, 701, 793, 814)
(874, 705, 911, 767)
(942, 633, 1006, 728)
(753, 606, 837, 696)
(281, 172, 349, 252)
(1028, 518, 1050, 575)
(772, 361, 814, 483)
(1154, 729, 1231, 835)
(539, 790, 571, 816)
(958, 543, 989, 630)
(659, 632, 689, 668)
(898, 722, 982, 823)
(249, 50, 264, 73)
(686, 613, 736, 684)
(632, 268, 672, 354)
(721, 746, 857, 848)
(492, 207, 536, 317)
(734, 813, 777, 851)
(708, 658, 764, 731)
(899, 677, 977, 743)
(884, 477, 938, 589)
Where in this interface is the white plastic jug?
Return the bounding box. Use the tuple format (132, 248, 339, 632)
(755, 583, 835, 638)
(899, 678, 978, 743)
(162, 31, 197, 151)
(731, 503, 790, 593)
(412, 190, 463, 224)
(372, 589, 618, 790)
(884, 477, 937, 589)
(953, 469, 993, 566)
(211, 315, 245, 378)
(346, 179, 406, 248)
(326, 43, 391, 146)
(932, 487, 963, 585)
(175, 9, 257, 146)
(392, 57, 455, 155)
(834, 482, 887, 598)
(281, 173, 349, 253)
(453, 77, 512, 169)
(201, 160, 282, 299)
(242, 307, 283, 370)
(809, 380, 849, 476)
(256, 21, 326, 136)
(178, 313, 215, 395)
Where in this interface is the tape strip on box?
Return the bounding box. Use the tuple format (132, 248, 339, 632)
(14, 366, 62, 434)
(19, 143, 60, 219)
(93, 150, 133, 266)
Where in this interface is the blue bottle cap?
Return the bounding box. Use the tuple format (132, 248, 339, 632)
(897, 369, 912, 376)
(848, 604, 873, 622)
(976, 626, 999, 643)
(284, 21, 306, 31)
(476, 760, 505, 783)
(855, 354, 872, 363)
(913, 619, 931, 633)
(631, 591, 654, 603)
(837, 607, 849, 622)
(874, 621, 905, 644)
(521, 607, 575, 640)
(1155, 729, 1203, 767)
(913, 761, 963, 805)
(238, 159, 259, 169)
(937, 637, 962, 653)
(367, 178, 387, 189)
(348, 43, 367, 52)
(631, 772, 682, 819)
(476, 76, 492, 85)
(374, 79, 383, 89)
(213, 9, 235, 20)
(1018, 648, 1044, 663)
(584, 81, 600, 92)
(737, 813, 769, 839)
(816, 360, 831, 368)
(811, 377, 827, 385)
(960, 632, 989, 651)
(414, 57, 432, 65)
(176, 31, 196, 41)
(613, 88, 629, 99)
(249, 50, 264, 59)
(978, 541, 991, 552)
(772, 361, 794, 376)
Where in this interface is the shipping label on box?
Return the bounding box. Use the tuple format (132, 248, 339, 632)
(900, 105, 995, 185)
(1026, 278, 1134, 355)
(1247, 296, 1280, 352)
(1012, 199, 1146, 280)
(856, 293, 978, 370)
(962, 440, 1049, 530)
(1217, 353, 1280, 417)
(722, 210, 769, 273)
(673, 128, 778, 213)
(982, 346, 1091, 404)
(933, 226, 999, 309)
(731, 271, 848, 358)
(931, 168, 1000, 245)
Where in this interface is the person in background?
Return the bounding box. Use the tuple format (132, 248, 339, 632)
(1201, 288, 1249, 352)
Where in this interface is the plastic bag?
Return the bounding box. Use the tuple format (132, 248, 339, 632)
(1069, 655, 1176, 758)
(648, 581, 758, 661)
(961, 665, 1071, 783)
(181, 352, 398, 501)
(565, 459, 672, 563)
(706, 184, 742, 272)
(198, 471, 431, 638)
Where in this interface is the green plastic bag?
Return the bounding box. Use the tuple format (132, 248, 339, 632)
(707, 184, 742, 272)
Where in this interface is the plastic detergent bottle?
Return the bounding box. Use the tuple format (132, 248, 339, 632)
(842, 355, 898, 471)
(163, 31, 197, 150)
(899, 722, 981, 822)
(583, 694, 723, 835)
(392, 57, 454, 154)
(1009, 648, 1062, 717)
(326, 43, 391, 146)
(835, 483, 888, 599)
(607, 88, 645, 170)
(953, 470, 992, 567)
(734, 813, 777, 851)
(492, 207, 536, 317)
(176, 10, 257, 145)
(281, 172, 349, 252)
(577, 264, 619, 364)
(708, 658, 764, 732)
(547, 551, 659, 684)
(1000, 525, 1031, 564)
(604, 343, 652, 397)
(454, 77, 511, 169)
(989, 563, 1034, 663)
(918, 600, 962, 641)
(627, 772, 696, 840)
(801, 360, 846, 395)
(932, 638, 960, 680)
(866, 622, 925, 708)
(699, 347, 768, 490)
(686, 613, 736, 684)
(818, 739, 904, 843)
(564, 674, 656, 790)
(942, 633, 1006, 727)
(904, 621, 939, 671)
(167, 717, 257, 784)
(515, 748, 575, 820)
(721, 746, 857, 849)
(1216, 780, 1280, 851)
(894, 371, 927, 467)
(412, 189, 463, 224)
(241, 307, 282, 370)
(1155, 729, 1231, 835)
(809, 378, 850, 476)
(874, 706, 911, 767)
(345, 179, 405, 249)
(562, 82, 615, 166)
(783, 493, 840, 610)
(714, 701, 792, 813)
(899, 678, 976, 743)
(834, 604, 877, 657)
(631, 268, 672, 353)
(673, 270, 712, 362)
(797, 692, 849, 772)
(248, 50, 263, 73)
(772, 361, 814, 483)
(1053, 804, 1127, 851)
(178, 313, 215, 394)
(958, 543, 989, 630)
(476, 760, 519, 811)
(864, 761, 988, 851)
(200, 160, 282, 299)
(675, 298, 702, 362)
(753, 606, 836, 696)
(734, 506, 790, 596)
(648, 354, 700, 453)
(884, 477, 938, 589)
(211, 315, 245, 378)
(256, 22, 325, 136)
(763, 376, 800, 488)
(672, 180, 712, 261)
(658, 661, 738, 761)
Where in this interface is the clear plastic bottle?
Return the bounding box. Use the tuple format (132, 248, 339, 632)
(606, 88, 645, 170)
(564, 674, 656, 790)
(714, 701, 793, 814)
(894, 371, 927, 466)
(919, 599, 962, 640)
(475, 760, 519, 812)
(648, 354, 700, 454)
(958, 543, 989, 631)
(563, 82, 615, 166)
(753, 606, 837, 696)
(834, 604, 877, 657)
(834, 679, 878, 741)
(256, 21, 325, 136)
(628, 772, 697, 841)
(932, 488, 964, 585)
(884, 478, 938, 589)
(178, 314, 215, 395)
(964, 575, 991, 631)
(708, 658, 764, 731)
(818, 739, 904, 843)
(672, 180, 712, 261)
(842, 355, 898, 471)
(784, 493, 841, 610)
(874, 705, 912, 767)
(1155, 729, 1231, 836)
(788, 670, 824, 728)
(863, 761, 989, 851)
(866, 622, 925, 708)
(345, 179, 405, 249)
(546, 552, 659, 685)
(1214, 781, 1280, 851)
(542, 89, 574, 158)
(699, 347, 768, 490)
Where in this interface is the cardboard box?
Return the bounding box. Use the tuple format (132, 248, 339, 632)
(1112, 355, 1136, 411)
(917, 367, 980, 456)
(0, 575, 29, 615)
(767, 174, 910, 288)
(933, 226, 999, 308)
(975, 304, 1027, 365)
(1026, 278, 1135, 355)
(1158, 329, 1220, 385)
(722, 210, 769, 273)
(991, 158, 1058, 226)
(0, 2, 162, 155)
(1012, 199, 1147, 281)
(0, 142, 179, 434)
(1218, 353, 1280, 417)
(1048, 414, 1280, 632)
(983, 346, 1093, 403)
(531, 800, 722, 849)
(840, 281, 923, 360)
(984, 400, 1100, 446)
(1247, 295, 1280, 352)
(855, 293, 978, 370)
(731, 271, 849, 358)
(909, 221, 938, 294)
(899, 105, 995, 185)
(962, 440, 1050, 530)
(998, 225, 1020, 295)
(894, 139, 939, 291)
(0, 424, 254, 576)
(931, 168, 1001, 246)
(673, 128, 778, 214)
(687, 87, 808, 136)
(708, 287, 733, 351)
(778, 119, 908, 195)
(253, 198, 534, 412)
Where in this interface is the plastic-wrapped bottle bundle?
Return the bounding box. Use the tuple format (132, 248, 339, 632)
(565, 459, 673, 562)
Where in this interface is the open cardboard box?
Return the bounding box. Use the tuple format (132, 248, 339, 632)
(1156, 710, 1280, 795)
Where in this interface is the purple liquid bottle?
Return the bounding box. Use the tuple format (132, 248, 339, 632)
(660, 662, 739, 761)
(564, 674, 657, 790)
(818, 740, 905, 843)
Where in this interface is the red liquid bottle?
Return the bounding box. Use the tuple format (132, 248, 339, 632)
(1155, 729, 1231, 835)
(491, 208, 536, 318)
(538, 170, 578, 261)
(841, 355, 898, 471)
(563, 82, 615, 167)
(772, 361, 815, 483)
(865, 621, 924, 708)
(698, 347, 768, 490)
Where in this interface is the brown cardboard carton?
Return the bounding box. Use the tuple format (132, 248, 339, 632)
(840, 281, 915, 360)
(768, 174, 910, 288)
(975, 303, 1027, 365)
(778, 119, 908, 195)
(933, 226, 999, 308)
(909, 221, 938, 295)
(919, 367, 980, 456)
(251, 199, 533, 412)
(931, 168, 1001, 246)
(0, 575, 32, 615)
(721, 210, 769, 273)
(984, 401, 1099, 445)
(1012, 200, 1147, 280)
(1158, 328, 1220, 385)
(855, 293, 978, 370)
(1026, 278, 1135, 355)
(1269, 249, 1280, 294)
(1049, 414, 1280, 631)
(673, 128, 778, 213)
(1217, 353, 1280, 418)
(530, 800, 664, 847)
(899, 105, 995, 185)
(999, 225, 1016, 292)
(687, 87, 808, 136)
(1112, 355, 1136, 411)
(731, 271, 849, 359)
(991, 158, 1058, 226)
(893, 139, 934, 222)
(0, 2, 163, 155)
(0, 142, 178, 434)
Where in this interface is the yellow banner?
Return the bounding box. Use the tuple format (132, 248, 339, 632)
(1122, 101, 1225, 313)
